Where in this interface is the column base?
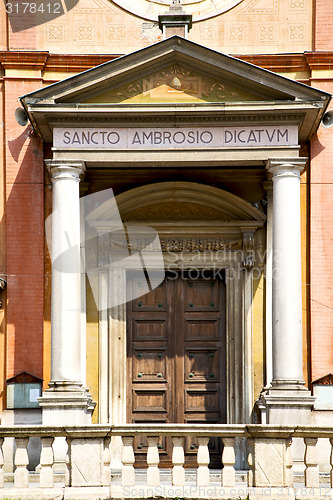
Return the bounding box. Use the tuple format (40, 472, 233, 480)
(257, 380, 316, 425)
(38, 381, 96, 426)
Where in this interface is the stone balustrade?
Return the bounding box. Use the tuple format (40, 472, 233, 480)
(0, 424, 331, 499)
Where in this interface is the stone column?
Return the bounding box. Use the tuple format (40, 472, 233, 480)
(258, 158, 315, 424)
(39, 160, 95, 425)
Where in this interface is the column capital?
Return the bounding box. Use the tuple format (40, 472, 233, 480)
(45, 159, 86, 181)
(266, 157, 307, 178)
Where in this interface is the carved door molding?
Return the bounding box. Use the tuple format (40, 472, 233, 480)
(97, 249, 253, 468)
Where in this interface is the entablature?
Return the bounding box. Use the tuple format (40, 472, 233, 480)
(27, 100, 323, 144)
(52, 146, 300, 168)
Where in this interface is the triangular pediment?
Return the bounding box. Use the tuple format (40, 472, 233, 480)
(20, 36, 331, 142)
(21, 36, 330, 105)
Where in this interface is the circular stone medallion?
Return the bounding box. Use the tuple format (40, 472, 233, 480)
(111, 0, 245, 22)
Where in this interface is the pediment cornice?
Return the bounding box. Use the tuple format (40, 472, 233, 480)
(18, 36, 331, 143)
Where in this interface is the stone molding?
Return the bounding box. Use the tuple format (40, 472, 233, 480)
(2, 50, 333, 76)
(45, 159, 86, 180)
(267, 157, 307, 178)
(90, 181, 266, 223)
(240, 230, 256, 270)
(49, 112, 305, 125)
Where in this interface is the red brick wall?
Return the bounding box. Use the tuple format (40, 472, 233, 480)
(310, 80, 333, 382)
(314, 0, 333, 50)
(4, 77, 44, 380)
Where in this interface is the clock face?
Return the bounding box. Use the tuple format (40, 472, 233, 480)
(111, 0, 245, 22)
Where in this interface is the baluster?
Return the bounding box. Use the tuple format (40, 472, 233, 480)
(102, 437, 111, 486)
(122, 436, 135, 486)
(197, 437, 210, 486)
(221, 437, 235, 487)
(40, 437, 55, 488)
(14, 437, 29, 488)
(330, 438, 333, 489)
(304, 437, 319, 488)
(172, 437, 185, 486)
(285, 437, 293, 488)
(0, 438, 4, 488)
(65, 437, 71, 487)
(147, 436, 160, 486)
(247, 438, 254, 487)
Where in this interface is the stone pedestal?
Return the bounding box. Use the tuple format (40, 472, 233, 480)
(158, 3, 192, 38)
(39, 382, 95, 426)
(258, 384, 315, 425)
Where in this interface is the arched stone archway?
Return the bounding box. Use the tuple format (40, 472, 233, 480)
(87, 181, 266, 224)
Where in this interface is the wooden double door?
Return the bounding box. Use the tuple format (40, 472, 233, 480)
(127, 270, 226, 466)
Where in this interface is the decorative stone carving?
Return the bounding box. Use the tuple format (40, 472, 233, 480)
(160, 238, 242, 252)
(199, 25, 215, 42)
(290, 0, 304, 8)
(258, 25, 276, 42)
(78, 25, 95, 41)
(289, 24, 305, 41)
(229, 26, 245, 42)
(242, 231, 255, 270)
(47, 25, 64, 41)
(109, 24, 125, 41)
(99, 236, 242, 264)
(100, 64, 245, 103)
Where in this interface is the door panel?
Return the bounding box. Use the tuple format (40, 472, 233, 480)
(127, 271, 226, 467)
(133, 319, 167, 340)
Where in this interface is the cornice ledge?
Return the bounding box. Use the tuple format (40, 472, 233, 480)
(267, 157, 308, 176)
(2, 50, 333, 79)
(305, 51, 333, 70)
(48, 113, 305, 125)
(0, 51, 49, 71)
(45, 54, 120, 73)
(45, 159, 86, 178)
(236, 53, 310, 75)
(267, 157, 308, 167)
(0, 50, 121, 74)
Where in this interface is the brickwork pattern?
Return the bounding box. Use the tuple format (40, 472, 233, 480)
(315, 0, 333, 50)
(4, 78, 44, 379)
(310, 80, 333, 381)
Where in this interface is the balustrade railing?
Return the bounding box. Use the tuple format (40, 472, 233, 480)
(0, 424, 331, 498)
